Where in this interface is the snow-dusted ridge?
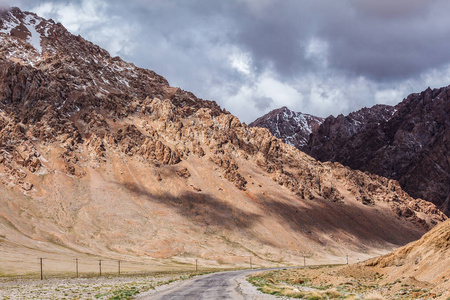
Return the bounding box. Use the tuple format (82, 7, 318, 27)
(0, 6, 147, 103)
(249, 106, 324, 147)
(0, 8, 48, 54)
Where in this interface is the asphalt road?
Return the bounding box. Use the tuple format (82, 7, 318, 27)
(139, 268, 279, 300)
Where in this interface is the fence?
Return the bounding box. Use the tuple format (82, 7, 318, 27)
(0, 253, 360, 280)
(1, 255, 267, 279)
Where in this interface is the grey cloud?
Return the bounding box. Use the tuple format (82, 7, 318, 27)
(231, 2, 315, 77)
(16, 0, 450, 122)
(254, 96, 274, 111)
(226, 0, 450, 81)
(320, 0, 450, 80)
(348, 0, 432, 20)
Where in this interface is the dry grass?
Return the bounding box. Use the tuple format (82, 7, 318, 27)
(248, 267, 347, 299)
(247, 265, 448, 300)
(365, 291, 386, 300)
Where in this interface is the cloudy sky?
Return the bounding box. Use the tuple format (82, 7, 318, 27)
(8, 0, 450, 122)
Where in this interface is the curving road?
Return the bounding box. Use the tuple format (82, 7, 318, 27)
(138, 268, 281, 300)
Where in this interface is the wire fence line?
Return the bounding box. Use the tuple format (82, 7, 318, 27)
(1, 254, 356, 280)
(1, 255, 269, 280)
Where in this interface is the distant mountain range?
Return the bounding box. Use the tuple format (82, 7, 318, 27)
(250, 87, 450, 215)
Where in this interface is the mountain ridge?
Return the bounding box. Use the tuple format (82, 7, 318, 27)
(251, 88, 450, 215)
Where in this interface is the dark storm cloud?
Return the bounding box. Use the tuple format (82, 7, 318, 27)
(254, 96, 274, 111)
(348, 0, 430, 20)
(230, 1, 316, 77)
(320, 0, 450, 79)
(13, 0, 450, 122)
(224, 0, 450, 80)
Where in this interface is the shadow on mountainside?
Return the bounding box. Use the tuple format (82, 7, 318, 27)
(116, 180, 262, 231)
(256, 193, 425, 248)
(114, 179, 425, 251)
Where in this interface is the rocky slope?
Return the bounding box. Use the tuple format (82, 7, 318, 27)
(306, 89, 450, 215)
(253, 93, 450, 216)
(0, 7, 447, 273)
(359, 219, 450, 298)
(305, 104, 396, 161)
(249, 106, 324, 147)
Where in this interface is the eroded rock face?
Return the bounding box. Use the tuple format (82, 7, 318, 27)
(253, 93, 450, 216)
(306, 105, 396, 163)
(364, 219, 450, 290)
(0, 7, 447, 263)
(305, 89, 450, 215)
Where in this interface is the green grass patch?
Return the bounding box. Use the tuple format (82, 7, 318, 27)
(108, 286, 140, 300)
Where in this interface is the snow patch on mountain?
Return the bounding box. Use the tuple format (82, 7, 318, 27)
(0, 11, 19, 35)
(22, 14, 42, 53)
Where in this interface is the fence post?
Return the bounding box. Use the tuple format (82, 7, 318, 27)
(303, 256, 306, 267)
(195, 259, 198, 272)
(40, 258, 43, 280)
(99, 260, 102, 276)
(346, 255, 348, 265)
(118, 260, 121, 275)
(76, 258, 79, 277)
(250, 257, 252, 269)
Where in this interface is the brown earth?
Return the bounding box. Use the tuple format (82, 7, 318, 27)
(359, 218, 450, 298)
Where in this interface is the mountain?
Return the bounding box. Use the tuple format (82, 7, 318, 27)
(307, 88, 450, 216)
(0, 7, 446, 273)
(252, 92, 450, 216)
(360, 218, 450, 297)
(306, 104, 396, 160)
(249, 106, 324, 148)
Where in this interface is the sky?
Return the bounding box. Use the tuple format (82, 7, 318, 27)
(7, 0, 450, 123)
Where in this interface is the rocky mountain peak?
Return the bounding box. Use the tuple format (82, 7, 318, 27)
(0, 6, 225, 119)
(0, 7, 54, 56)
(249, 106, 324, 147)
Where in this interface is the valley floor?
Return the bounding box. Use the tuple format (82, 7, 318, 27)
(0, 271, 206, 300)
(0, 268, 285, 300)
(248, 266, 450, 300)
